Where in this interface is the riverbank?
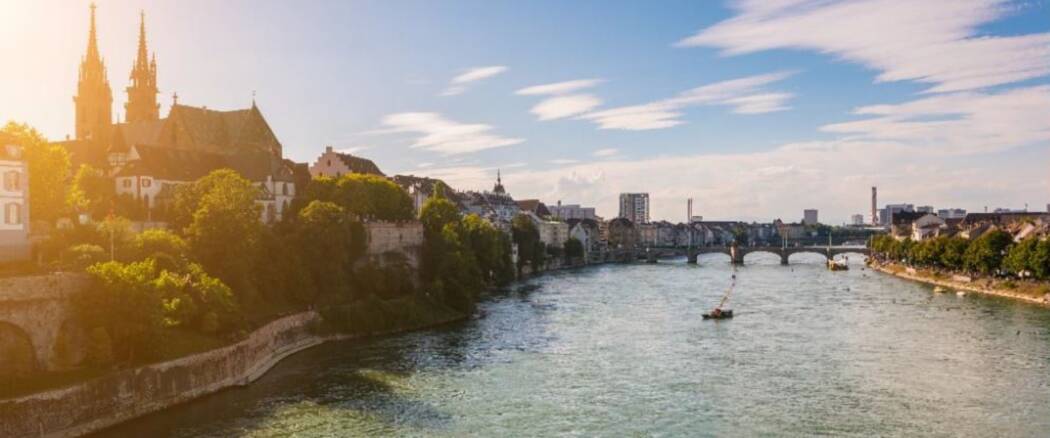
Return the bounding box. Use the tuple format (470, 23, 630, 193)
(869, 261, 1050, 306)
(0, 305, 467, 438)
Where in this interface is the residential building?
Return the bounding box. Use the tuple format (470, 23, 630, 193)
(803, 209, 819, 225)
(461, 172, 519, 225)
(937, 208, 967, 220)
(516, 199, 552, 219)
(392, 175, 461, 217)
(618, 193, 650, 224)
(911, 214, 947, 241)
(567, 218, 602, 262)
(889, 211, 927, 239)
(309, 146, 384, 179)
(850, 214, 864, 226)
(917, 205, 934, 214)
(0, 135, 30, 262)
(531, 214, 569, 249)
(548, 202, 596, 220)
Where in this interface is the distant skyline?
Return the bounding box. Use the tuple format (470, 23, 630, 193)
(1, 0, 1048, 223)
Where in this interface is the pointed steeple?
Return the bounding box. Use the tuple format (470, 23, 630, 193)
(75, 2, 113, 143)
(493, 169, 506, 194)
(125, 10, 159, 123)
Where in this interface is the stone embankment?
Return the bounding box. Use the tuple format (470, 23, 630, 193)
(0, 311, 322, 438)
(870, 262, 1050, 306)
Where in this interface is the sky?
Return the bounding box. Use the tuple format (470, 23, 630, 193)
(0, 0, 1048, 223)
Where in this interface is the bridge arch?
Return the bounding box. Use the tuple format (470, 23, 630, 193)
(741, 250, 784, 264)
(0, 321, 37, 375)
(785, 249, 830, 264)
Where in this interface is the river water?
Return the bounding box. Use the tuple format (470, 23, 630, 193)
(95, 254, 1050, 437)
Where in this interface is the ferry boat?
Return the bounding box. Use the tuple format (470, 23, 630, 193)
(827, 259, 849, 271)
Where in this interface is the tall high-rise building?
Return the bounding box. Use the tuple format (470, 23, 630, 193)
(803, 209, 819, 225)
(125, 11, 159, 123)
(74, 3, 113, 144)
(618, 193, 650, 224)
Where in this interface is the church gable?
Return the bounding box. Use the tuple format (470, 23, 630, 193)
(163, 104, 281, 157)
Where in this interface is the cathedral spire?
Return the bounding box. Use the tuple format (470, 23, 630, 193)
(75, 2, 112, 143)
(85, 3, 100, 63)
(125, 10, 159, 123)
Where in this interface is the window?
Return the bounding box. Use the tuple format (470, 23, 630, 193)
(122, 179, 132, 188)
(3, 171, 20, 191)
(327, 159, 332, 167)
(142, 178, 152, 188)
(4, 203, 21, 225)
(282, 183, 288, 196)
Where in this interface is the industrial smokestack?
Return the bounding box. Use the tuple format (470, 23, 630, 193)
(871, 186, 878, 226)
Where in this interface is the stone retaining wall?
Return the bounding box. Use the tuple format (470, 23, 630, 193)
(0, 311, 322, 438)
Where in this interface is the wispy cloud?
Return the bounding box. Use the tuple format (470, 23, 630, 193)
(336, 145, 371, 155)
(579, 71, 795, 130)
(441, 65, 509, 96)
(592, 148, 619, 157)
(677, 0, 1050, 93)
(516, 79, 604, 96)
(516, 78, 605, 120)
(549, 158, 580, 165)
(379, 112, 523, 155)
(821, 85, 1050, 154)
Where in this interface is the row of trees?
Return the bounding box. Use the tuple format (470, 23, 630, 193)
(870, 232, 1050, 279)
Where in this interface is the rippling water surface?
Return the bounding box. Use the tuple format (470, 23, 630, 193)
(95, 255, 1050, 437)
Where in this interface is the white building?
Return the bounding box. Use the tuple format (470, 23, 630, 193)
(528, 212, 569, 249)
(619, 193, 650, 224)
(937, 208, 967, 220)
(803, 209, 819, 225)
(0, 139, 30, 262)
(548, 202, 596, 220)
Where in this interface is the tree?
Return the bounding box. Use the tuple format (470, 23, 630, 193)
(130, 228, 190, 261)
(963, 230, 1012, 275)
(182, 170, 263, 293)
(2, 122, 70, 225)
(564, 237, 584, 262)
(1030, 240, 1050, 280)
(67, 164, 114, 220)
(420, 192, 461, 236)
(1004, 238, 1038, 277)
(940, 237, 969, 270)
(294, 200, 364, 302)
(512, 214, 541, 272)
(78, 260, 165, 363)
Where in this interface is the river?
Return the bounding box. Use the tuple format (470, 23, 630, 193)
(94, 254, 1050, 437)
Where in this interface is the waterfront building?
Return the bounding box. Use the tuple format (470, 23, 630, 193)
(567, 218, 602, 262)
(529, 213, 569, 249)
(0, 134, 30, 262)
(910, 214, 947, 241)
(461, 172, 519, 225)
(618, 193, 650, 224)
(309, 146, 384, 179)
(548, 202, 596, 220)
(803, 209, 819, 225)
(392, 175, 461, 217)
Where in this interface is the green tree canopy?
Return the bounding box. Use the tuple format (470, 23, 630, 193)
(294, 200, 365, 302)
(2, 121, 70, 225)
(963, 230, 1012, 275)
(67, 164, 115, 220)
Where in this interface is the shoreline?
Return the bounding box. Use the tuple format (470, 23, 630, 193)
(869, 262, 1050, 307)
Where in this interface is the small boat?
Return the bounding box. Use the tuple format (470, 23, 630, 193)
(702, 309, 733, 319)
(704, 271, 736, 321)
(827, 259, 849, 271)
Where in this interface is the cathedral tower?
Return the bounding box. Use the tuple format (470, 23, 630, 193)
(125, 11, 159, 123)
(74, 3, 113, 142)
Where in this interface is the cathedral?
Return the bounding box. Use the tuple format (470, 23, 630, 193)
(56, 4, 305, 223)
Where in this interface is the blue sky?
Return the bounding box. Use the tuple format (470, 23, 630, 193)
(1, 0, 1048, 222)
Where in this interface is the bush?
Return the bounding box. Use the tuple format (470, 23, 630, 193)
(131, 229, 189, 261)
(62, 244, 107, 270)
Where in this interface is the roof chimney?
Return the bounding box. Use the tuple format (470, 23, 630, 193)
(325, 145, 333, 153)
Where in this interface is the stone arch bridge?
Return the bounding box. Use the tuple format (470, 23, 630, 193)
(645, 245, 870, 265)
(0, 273, 89, 376)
